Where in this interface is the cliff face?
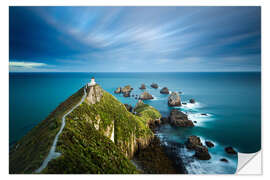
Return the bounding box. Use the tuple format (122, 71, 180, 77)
(68, 85, 160, 159)
(9, 84, 161, 174)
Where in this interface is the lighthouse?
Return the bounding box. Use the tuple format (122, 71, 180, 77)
(88, 77, 96, 87)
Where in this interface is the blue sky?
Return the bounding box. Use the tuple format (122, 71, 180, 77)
(9, 6, 261, 72)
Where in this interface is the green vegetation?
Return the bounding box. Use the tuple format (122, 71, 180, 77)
(43, 121, 137, 174)
(9, 85, 161, 174)
(134, 101, 161, 123)
(9, 87, 85, 174)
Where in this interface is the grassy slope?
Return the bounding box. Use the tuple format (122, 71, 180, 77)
(9, 87, 85, 174)
(42, 86, 161, 173)
(10, 85, 161, 174)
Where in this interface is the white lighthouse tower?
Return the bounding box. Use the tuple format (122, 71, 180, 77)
(88, 77, 96, 87)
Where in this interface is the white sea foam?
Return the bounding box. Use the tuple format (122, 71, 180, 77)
(186, 113, 214, 126)
(181, 102, 203, 109)
(152, 95, 159, 100)
(179, 143, 238, 174)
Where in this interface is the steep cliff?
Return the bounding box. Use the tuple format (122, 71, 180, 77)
(9, 84, 161, 174)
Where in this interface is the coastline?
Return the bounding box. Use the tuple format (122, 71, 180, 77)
(132, 136, 187, 174)
(9, 72, 260, 174)
(132, 124, 187, 174)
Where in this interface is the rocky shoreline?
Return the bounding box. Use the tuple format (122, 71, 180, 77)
(132, 136, 187, 174)
(118, 83, 238, 173)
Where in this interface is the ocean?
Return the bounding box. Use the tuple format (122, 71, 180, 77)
(9, 72, 261, 174)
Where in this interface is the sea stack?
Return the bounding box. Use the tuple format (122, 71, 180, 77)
(123, 92, 130, 97)
(121, 85, 132, 97)
(139, 91, 154, 100)
(122, 85, 132, 94)
(114, 87, 121, 94)
(205, 141, 214, 148)
(186, 136, 211, 160)
(169, 109, 194, 127)
(160, 87, 169, 94)
(225, 147, 237, 155)
(151, 83, 158, 89)
(168, 92, 181, 106)
(189, 99, 195, 104)
(139, 84, 146, 89)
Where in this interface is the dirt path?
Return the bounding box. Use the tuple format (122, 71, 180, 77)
(35, 86, 87, 173)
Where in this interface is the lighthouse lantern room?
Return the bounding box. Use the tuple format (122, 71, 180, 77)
(88, 77, 96, 87)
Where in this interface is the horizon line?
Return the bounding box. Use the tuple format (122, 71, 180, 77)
(9, 71, 261, 73)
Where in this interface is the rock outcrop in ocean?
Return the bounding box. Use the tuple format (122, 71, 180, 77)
(139, 91, 154, 100)
(122, 85, 133, 94)
(9, 84, 161, 174)
(139, 84, 146, 89)
(160, 87, 169, 94)
(114, 85, 133, 97)
(205, 141, 214, 148)
(186, 136, 211, 160)
(151, 83, 158, 89)
(189, 99, 195, 104)
(114, 87, 121, 94)
(220, 158, 229, 163)
(169, 109, 194, 127)
(168, 92, 181, 106)
(225, 147, 237, 155)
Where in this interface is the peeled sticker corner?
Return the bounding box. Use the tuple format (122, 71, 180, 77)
(236, 151, 262, 175)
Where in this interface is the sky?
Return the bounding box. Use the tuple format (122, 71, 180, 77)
(9, 6, 261, 72)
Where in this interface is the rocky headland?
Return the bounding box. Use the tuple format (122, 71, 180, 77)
(10, 81, 238, 174)
(10, 84, 163, 174)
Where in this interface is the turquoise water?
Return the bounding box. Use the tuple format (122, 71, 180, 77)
(9, 72, 261, 174)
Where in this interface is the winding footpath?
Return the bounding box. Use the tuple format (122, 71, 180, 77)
(35, 86, 87, 173)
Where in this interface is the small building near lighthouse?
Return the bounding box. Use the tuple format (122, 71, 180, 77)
(88, 77, 96, 87)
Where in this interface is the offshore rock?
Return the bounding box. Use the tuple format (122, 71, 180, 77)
(225, 147, 237, 155)
(189, 99, 195, 104)
(160, 87, 169, 94)
(220, 158, 229, 163)
(114, 87, 121, 94)
(151, 83, 158, 89)
(122, 85, 133, 94)
(123, 91, 130, 97)
(186, 136, 211, 160)
(170, 109, 194, 127)
(186, 136, 203, 149)
(168, 92, 181, 106)
(194, 145, 211, 160)
(205, 141, 214, 148)
(139, 84, 146, 89)
(139, 91, 154, 100)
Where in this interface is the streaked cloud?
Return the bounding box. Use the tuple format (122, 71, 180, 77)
(9, 7, 261, 72)
(9, 61, 47, 68)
